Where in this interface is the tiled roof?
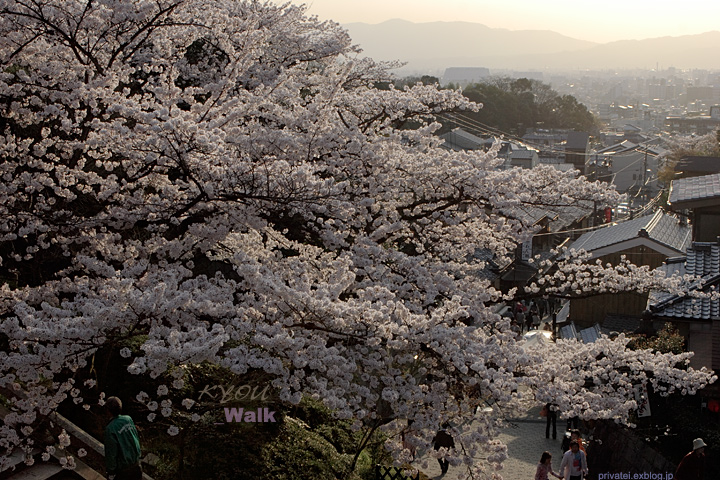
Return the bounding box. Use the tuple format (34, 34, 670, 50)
(556, 302, 570, 324)
(566, 132, 589, 150)
(649, 242, 720, 320)
(557, 322, 601, 343)
(549, 202, 594, 230)
(601, 314, 641, 334)
(507, 205, 557, 226)
(595, 140, 664, 157)
(600, 315, 667, 336)
(503, 202, 594, 231)
(511, 149, 537, 159)
(579, 324, 601, 343)
(669, 172, 720, 205)
(471, 248, 502, 282)
(569, 210, 690, 254)
(638, 144, 666, 156)
(439, 128, 488, 151)
(676, 156, 720, 174)
(596, 140, 636, 155)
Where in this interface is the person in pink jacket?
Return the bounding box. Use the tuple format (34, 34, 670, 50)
(536, 451, 563, 480)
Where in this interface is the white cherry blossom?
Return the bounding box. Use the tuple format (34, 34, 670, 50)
(0, 1, 714, 477)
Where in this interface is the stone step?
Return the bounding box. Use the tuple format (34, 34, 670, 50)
(0, 449, 42, 475)
(1, 450, 30, 473)
(4, 463, 63, 480)
(49, 451, 104, 480)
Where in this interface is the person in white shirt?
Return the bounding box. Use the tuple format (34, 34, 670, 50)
(559, 440, 588, 480)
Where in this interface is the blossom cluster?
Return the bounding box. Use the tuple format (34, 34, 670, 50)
(0, 1, 714, 477)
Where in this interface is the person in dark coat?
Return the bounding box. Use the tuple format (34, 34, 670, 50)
(432, 424, 455, 475)
(545, 403, 557, 439)
(675, 438, 706, 480)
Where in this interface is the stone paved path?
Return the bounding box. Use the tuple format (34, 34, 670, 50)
(413, 316, 568, 479)
(415, 405, 566, 480)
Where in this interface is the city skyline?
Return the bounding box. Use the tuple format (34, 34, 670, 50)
(296, 0, 720, 44)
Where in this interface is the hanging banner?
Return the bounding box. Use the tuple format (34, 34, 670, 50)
(634, 384, 651, 418)
(521, 240, 532, 261)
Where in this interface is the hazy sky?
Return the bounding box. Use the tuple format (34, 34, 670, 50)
(295, 0, 720, 44)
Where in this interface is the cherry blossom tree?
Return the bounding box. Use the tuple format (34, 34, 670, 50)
(658, 130, 720, 183)
(0, 1, 715, 478)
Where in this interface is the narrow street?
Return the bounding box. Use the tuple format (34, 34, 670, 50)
(417, 405, 558, 480)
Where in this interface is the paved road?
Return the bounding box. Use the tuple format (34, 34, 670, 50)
(417, 405, 565, 480)
(416, 318, 567, 479)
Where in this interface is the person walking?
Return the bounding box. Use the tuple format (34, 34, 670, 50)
(561, 429, 586, 455)
(566, 416, 580, 431)
(401, 420, 416, 460)
(516, 310, 526, 334)
(514, 301, 527, 333)
(536, 451, 563, 480)
(675, 438, 706, 480)
(432, 424, 455, 475)
(530, 302, 541, 329)
(545, 403, 557, 440)
(104, 396, 143, 480)
(559, 440, 588, 480)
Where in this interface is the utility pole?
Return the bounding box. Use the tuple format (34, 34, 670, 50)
(642, 146, 648, 201)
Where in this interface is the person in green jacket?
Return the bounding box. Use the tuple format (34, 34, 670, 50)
(104, 396, 142, 480)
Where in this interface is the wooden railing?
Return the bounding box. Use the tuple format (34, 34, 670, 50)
(0, 388, 154, 480)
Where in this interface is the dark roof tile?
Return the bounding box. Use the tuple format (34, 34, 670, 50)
(569, 211, 690, 254)
(669, 172, 720, 205)
(649, 243, 720, 320)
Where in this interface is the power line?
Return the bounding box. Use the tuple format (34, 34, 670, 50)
(435, 113, 676, 237)
(439, 112, 543, 152)
(531, 217, 630, 237)
(439, 111, 666, 160)
(440, 111, 582, 156)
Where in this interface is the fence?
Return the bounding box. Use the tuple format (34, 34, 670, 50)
(375, 465, 420, 480)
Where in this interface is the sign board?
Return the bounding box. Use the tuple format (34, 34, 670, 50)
(634, 384, 651, 418)
(521, 240, 532, 261)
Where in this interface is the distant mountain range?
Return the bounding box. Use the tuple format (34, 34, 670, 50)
(342, 19, 720, 73)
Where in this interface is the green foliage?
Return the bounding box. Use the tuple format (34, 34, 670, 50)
(315, 421, 359, 455)
(181, 416, 278, 480)
(58, 351, 389, 480)
(450, 77, 598, 135)
(287, 396, 335, 428)
(628, 323, 685, 354)
(140, 401, 340, 480)
(393, 75, 441, 89)
(261, 419, 356, 480)
(286, 397, 393, 474)
(137, 395, 391, 480)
